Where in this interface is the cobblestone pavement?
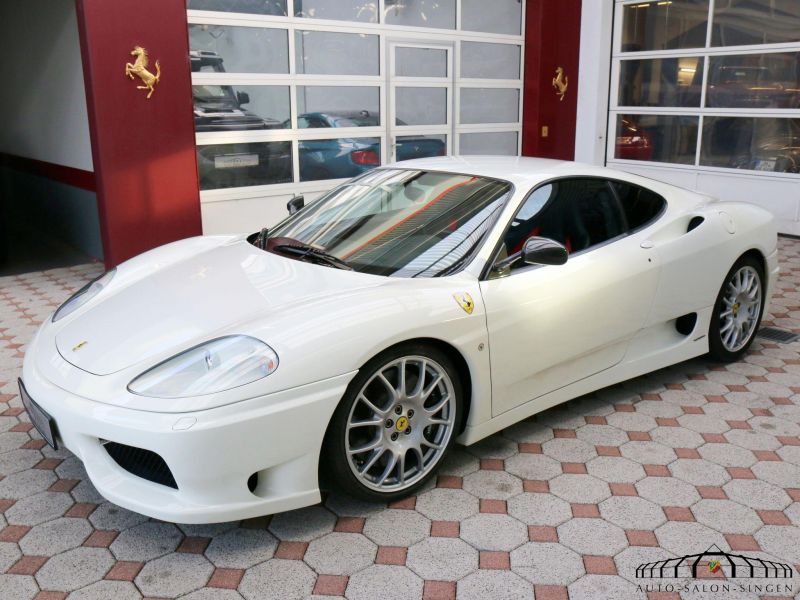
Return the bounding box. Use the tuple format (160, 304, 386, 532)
(1, 239, 800, 600)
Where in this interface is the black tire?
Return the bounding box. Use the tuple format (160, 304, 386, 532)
(708, 255, 765, 362)
(322, 343, 463, 503)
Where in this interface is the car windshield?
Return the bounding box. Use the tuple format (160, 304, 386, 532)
(267, 168, 512, 277)
(193, 85, 235, 102)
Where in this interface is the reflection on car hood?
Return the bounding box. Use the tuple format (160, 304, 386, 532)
(55, 241, 384, 375)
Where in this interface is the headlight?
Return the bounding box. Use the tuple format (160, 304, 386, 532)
(128, 335, 279, 398)
(52, 269, 116, 322)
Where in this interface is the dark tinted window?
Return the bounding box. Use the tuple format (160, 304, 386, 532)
(504, 179, 628, 264)
(611, 181, 666, 230)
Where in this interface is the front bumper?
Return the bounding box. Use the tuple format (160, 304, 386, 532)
(22, 352, 355, 523)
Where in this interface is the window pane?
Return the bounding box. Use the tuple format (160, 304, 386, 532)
(193, 85, 290, 131)
(299, 138, 381, 181)
(701, 117, 800, 174)
(197, 142, 292, 190)
(189, 25, 289, 74)
(460, 88, 519, 124)
(294, 0, 377, 22)
(621, 0, 709, 51)
(297, 87, 380, 127)
(459, 132, 518, 156)
(461, 42, 520, 80)
(187, 0, 287, 16)
(707, 53, 800, 109)
(618, 57, 704, 107)
(384, 0, 455, 29)
(712, 0, 800, 46)
(610, 181, 666, 230)
(396, 47, 448, 77)
(395, 88, 447, 126)
(614, 115, 698, 165)
(461, 0, 521, 35)
(396, 135, 446, 161)
(295, 31, 379, 75)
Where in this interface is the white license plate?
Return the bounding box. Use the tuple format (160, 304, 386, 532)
(755, 159, 776, 172)
(214, 154, 259, 169)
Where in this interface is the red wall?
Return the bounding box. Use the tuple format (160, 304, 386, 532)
(75, 0, 201, 268)
(522, 0, 583, 160)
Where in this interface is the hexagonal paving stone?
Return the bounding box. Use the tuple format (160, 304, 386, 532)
(619, 441, 677, 465)
(239, 558, 316, 600)
(110, 521, 182, 562)
(5, 491, 73, 526)
(406, 537, 478, 581)
(697, 443, 757, 468)
(460, 513, 528, 551)
(542, 438, 597, 463)
(586, 456, 646, 483)
(537, 408, 587, 430)
(557, 518, 627, 556)
(575, 424, 629, 446)
(549, 473, 611, 504)
(304, 532, 377, 575)
(568, 574, 641, 600)
(507, 493, 572, 526)
(66, 580, 142, 600)
(363, 508, 431, 547)
(511, 541, 585, 585)
(0, 574, 38, 600)
(88, 502, 148, 531)
(325, 493, 386, 518)
(19, 517, 92, 556)
(599, 496, 665, 530)
(614, 546, 677, 584)
(723, 479, 791, 510)
(204, 527, 278, 569)
(268, 505, 336, 541)
(135, 552, 214, 598)
(751, 461, 800, 488)
(504, 453, 562, 480)
(605, 412, 657, 432)
(415, 488, 479, 521)
(457, 569, 534, 600)
(346, 565, 423, 600)
(691, 499, 762, 534)
(0, 541, 21, 573)
(438, 448, 480, 477)
(502, 420, 554, 444)
(36, 547, 115, 593)
(0, 449, 43, 476)
(755, 525, 800, 564)
(725, 429, 781, 451)
(676, 414, 730, 435)
(649, 426, 705, 449)
(669, 458, 731, 487)
(465, 435, 519, 459)
(654, 521, 729, 556)
(462, 470, 522, 500)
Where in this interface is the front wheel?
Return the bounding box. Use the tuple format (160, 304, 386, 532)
(323, 344, 463, 502)
(708, 256, 765, 362)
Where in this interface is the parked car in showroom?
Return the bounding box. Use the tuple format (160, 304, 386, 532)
(615, 117, 654, 161)
(21, 156, 777, 523)
(295, 111, 446, 180)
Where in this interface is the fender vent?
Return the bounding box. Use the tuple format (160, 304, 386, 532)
(757, 327, 800, 344)
(675, 313, 697, 336)
(687, 216, 704, 232)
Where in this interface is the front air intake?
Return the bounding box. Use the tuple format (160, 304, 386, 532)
(104, 442, 178, 489)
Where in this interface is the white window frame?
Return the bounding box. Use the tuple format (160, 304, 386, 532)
(189, 0, 526, 207)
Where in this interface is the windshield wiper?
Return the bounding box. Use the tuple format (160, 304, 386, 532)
(272, 243, 353, 271)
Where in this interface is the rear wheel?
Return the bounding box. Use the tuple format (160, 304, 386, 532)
(708, 256, 765, 362)
(323, 344, 462, 502)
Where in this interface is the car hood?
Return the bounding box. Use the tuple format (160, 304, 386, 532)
(55, 240, 384, 376)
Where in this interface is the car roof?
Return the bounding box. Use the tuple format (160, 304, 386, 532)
(390, 155, 637, 190)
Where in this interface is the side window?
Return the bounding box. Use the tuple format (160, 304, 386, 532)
(611, 181, 667, 231)
(503, 178, 628, 269)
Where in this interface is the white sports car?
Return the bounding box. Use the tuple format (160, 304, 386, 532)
(21, 157, 778, 523)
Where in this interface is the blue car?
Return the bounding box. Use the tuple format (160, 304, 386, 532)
(295, 112, 446, 181)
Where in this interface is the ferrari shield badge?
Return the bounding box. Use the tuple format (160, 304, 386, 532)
(453, 292, 475, 315)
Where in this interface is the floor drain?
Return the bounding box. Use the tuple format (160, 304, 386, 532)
(757, 327, 800, 344)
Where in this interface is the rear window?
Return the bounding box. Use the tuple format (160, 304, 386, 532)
(611, 181, 666, 231)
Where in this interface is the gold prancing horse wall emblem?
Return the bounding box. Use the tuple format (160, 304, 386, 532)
(125, 46, 161, 99)
(552, 66, 568, 101)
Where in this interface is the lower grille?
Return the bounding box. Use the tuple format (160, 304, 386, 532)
(103, 442, 178, 489)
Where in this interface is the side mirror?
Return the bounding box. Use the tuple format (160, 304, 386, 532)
(287, 195, 305, 215)
(236, 91, 250, 105)
(521, 237, 568, 266)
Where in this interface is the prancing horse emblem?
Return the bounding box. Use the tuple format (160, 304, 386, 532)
(453, 292, 475, 315)
(552, 66, 568, 101)
(125, 46, 161, 99)
(72, 341, 88, 352)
